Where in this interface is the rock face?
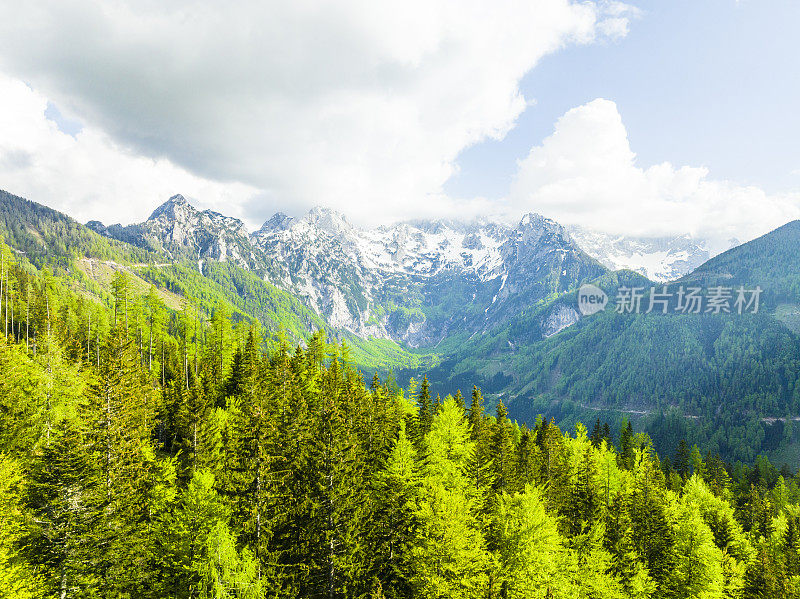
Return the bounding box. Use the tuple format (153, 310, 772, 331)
(91, 196, 607, 345)
(540, 304, 580, 338)
(90, 194, 258, 270)
(249, 208, 605, 344)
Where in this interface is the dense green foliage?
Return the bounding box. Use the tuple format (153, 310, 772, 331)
(419, 266, 800, 464)
(683, 220, 800, 306)
(4, 249, 800, 598)
(0, 190, 431, 377)
(0, 189, 155, 267)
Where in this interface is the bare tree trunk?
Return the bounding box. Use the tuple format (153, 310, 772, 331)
(184, 342, 189, 390)
(5, 269, 9, 339)
(149, 318, 153, 372)
(106, 386, 112, 499)
(9, 277, 14, 342)
(0, 252, 5, 339)
(60, 560, 67, 599)
(192, 421, 197, 475)
(193, 307, 199, 377)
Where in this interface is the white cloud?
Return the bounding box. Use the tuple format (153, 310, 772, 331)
(0, 0, 635, 226)
(0, 74, 260, 227)
(509, 98, 800, 248)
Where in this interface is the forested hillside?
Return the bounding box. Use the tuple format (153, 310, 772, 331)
(0, 189, 435, 375)
(6, 187, 800, 490)
(421, 241, 800, 465)
(3, 232, 800, 598)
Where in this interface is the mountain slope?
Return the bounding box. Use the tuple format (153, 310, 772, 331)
(93, 197, 607, 346)
(0, 188, 155, 266)
(0, 190, 436, 373)
(567, 225, 738, 282)
(12, 187, 800, 463)
(421, 223, 800, 463)
(680, 220, 800, 302)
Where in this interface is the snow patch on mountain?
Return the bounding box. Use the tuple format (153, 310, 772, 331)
(567, 226, 735, 282)
(92, 195, 605, 343)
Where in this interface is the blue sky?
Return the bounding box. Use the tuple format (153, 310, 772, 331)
(448, 0, 800, 198)
(0, 0, 798, 243)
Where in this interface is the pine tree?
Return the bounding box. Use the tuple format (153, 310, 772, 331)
(85, 325, 158, 596)
(628, 449, 678, 595)
(22, 420, 97, 597)
(603, 491, 655, 599)
(223, 330, 279, 584)
(490, 485, 569, 598)
(145, 286, 166, 375)
(373, 421, 417, 598)
(417, 376, 433, 442)
(111, 271, 131, 335)
(564, 445, 602, 536)
(198, 521, 265, 599)
(618, 420, 635, 470)
(176, 372, 222, 479)
(590, 418, 603, 448)
(490, 399, 515, 494)
(161, 469, 233, 598)
(465, 386, 494, 505)
(454, 389, 465, 412)
(411, 396, 489, 597)
(534, 418, 568, 509)
(668, 496, 726, 598)
(674, 439, 691, 480)
(0, 455, 40, 598)
(207, 301, 233, 391)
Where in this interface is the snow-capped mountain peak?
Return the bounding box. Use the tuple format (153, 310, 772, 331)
(566, 226, 733, 283)
(257, 212, 294, 234)
(300, 206, 356, 237)
(97, 194, 743, 344)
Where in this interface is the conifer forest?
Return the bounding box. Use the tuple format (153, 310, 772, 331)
(3, 1, 800, 597)
(2, 239, 800, 599)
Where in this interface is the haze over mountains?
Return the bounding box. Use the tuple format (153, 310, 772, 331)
(567, 226, 739, 283)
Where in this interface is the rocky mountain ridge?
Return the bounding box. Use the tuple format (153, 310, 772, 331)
(566, 225, 739, 283)
(89, 196, 606, 345)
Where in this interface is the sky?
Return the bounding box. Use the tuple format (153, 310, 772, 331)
(0, 0, 798, 248)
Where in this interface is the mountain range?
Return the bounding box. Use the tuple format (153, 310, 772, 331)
(88, 194, 608, 346)
(5, 188, 800, 464)
(567, 226, 738, 283)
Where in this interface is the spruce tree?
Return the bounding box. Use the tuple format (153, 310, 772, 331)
(411, 396, 489, 597)
(85, 325, 158, 596)
(417, 376, 433, 442)
(0, 455, 40, 598)
(23, 420, 96, 597)
(490, 399, 515, 494)
(373, 421, 417, 598)
(490, 485, 569, 598)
